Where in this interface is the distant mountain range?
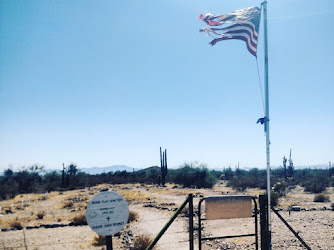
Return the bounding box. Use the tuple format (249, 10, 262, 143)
(79, 165, 139, 175)
(210, 164, 331, 171)
(40, 165, 139, 175)
(2, 163, 331, 176)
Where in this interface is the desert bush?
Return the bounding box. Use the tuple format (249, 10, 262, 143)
(331, 203, 334, 211)
(72, 214, 87, 225)
(63, 201, 74, 209)
(273, 181, 288, 197)
(257, 192, 279, 207)
(40, 195, 48, 201)
(303, 173, 330, 193)
(10, 220, 23, 230)
(173, 164, 217, 188)
(133, 234, 153, 250)
(36, 211, 45, 220)
(182, 205, 189, 217)
(91, 234, 105, 246)
(314, 194, 330, 202)
(227, 168, 267, 191)
(270, 191, 280, 207)
(128, 210, 139, 223)
(227, 176, 250, 191)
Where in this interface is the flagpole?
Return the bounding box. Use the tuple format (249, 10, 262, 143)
(262, 1, 272, 248)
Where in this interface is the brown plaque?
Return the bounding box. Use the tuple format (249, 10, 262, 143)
(205, 196, 252, 220)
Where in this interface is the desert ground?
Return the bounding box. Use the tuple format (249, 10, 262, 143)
(0, 182, 333, 249)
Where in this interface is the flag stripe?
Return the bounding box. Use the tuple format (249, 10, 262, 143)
(225, 29, 257, 49)
(223, 23, 258, 40)
(210, 35, 257, 56)
(209, 24, 258, 46)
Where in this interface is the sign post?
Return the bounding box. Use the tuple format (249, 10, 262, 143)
(86, 191, 129, 250)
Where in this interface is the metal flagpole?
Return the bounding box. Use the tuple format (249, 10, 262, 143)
(262, 1, 271, 248)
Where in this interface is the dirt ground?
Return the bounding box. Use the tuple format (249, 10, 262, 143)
(0, 182, 333, 249)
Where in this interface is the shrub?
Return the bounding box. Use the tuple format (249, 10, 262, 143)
(36, 211, 45, 220)
(63, 201, 74, 209)
(72, 214, 87, 225)
(128, 210, 139, 223)
(314, 194, 330, 202)
(10, 220, 23, 230)
(271, 191, 280, 207)
(91, 234, 105, 246)
(182, 205, 189, 217)
(133, 234, 153, 250)
(227, 169, 267, 191)
(303, 174, 330, 193)
(331, 203, 334, 211)
(273, 181, 288, 197)
(173, 164, 217, 188)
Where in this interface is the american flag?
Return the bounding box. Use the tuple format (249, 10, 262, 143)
(199, 7, 261, 57)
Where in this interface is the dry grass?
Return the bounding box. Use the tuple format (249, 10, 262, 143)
(91, 234, 105, 246)
(72, 213, 87, 225)
(0, 216, 31, 228)
(151, 187, 190, 196)
(133, 234, 154, 250)
(128, 210, 139, 223)
(62, 201, 74, 209)
(117, 190, 151, 203)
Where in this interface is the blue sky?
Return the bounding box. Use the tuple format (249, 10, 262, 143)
(1, 0, 333, 171)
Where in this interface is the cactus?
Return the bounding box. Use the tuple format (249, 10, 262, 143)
(160, 147, 168, 186)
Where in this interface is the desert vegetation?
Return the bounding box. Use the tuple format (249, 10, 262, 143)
(132, 234, 154, 250)
(1, 163, 333, 203)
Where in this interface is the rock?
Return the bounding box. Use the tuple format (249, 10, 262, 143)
(40, 224, 50, 228)
(49, 224, 61, 228)
(292, 206, 301, 211)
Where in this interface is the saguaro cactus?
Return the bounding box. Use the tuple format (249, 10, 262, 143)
(283, 156, 287, 181)
(61, 163, 65, 187)
(160, 147, 168, 186)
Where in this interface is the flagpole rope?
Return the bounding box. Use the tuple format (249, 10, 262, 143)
(256, 58, 265, 115)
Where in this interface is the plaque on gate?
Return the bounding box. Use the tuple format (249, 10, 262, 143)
(205, 195, 252, 220)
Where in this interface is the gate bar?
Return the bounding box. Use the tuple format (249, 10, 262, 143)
(146, 194, 193, 250)
(271, 207, 311, 250)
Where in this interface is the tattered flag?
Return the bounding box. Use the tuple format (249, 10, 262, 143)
(199, 6, 261, 56)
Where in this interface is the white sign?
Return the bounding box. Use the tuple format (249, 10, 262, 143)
(86, 191, 129, 236)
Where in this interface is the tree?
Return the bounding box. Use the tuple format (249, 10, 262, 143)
(4, 168, 13, 178)
(43, 171, 61, 192)
(173, 163, 217, 188)
(66, 164, 78, 186)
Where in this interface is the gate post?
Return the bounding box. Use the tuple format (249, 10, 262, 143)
(259, 195, 269, 250)
(189, 194, 194, 250)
